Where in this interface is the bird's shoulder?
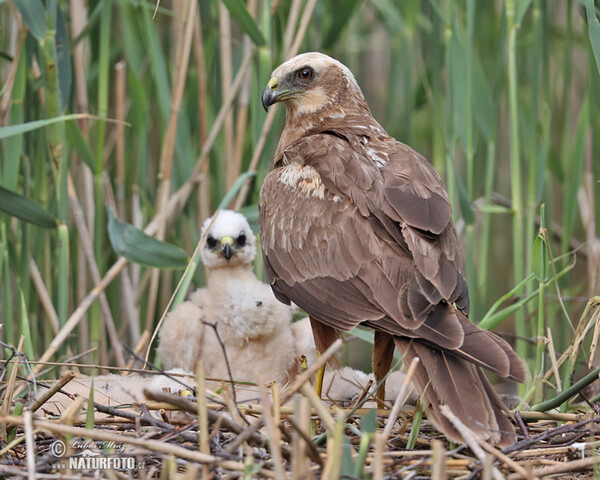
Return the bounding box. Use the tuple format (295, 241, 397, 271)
(275, 123, 453, 235)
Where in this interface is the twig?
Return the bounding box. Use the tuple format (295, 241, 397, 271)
(29, 371, 77, 413)
(514, 411, 529, 438)
(504, 415, 600, 454)
(382, 357, 419, 440)
(480, 440, 535, 480)
(508, 456, 600, 479)
(142, 389, 266, 448)
(200, 320, 244, 418)
(440, 405, 504, 480)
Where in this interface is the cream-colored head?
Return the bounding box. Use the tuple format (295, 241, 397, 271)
(261, 52, 368, 117)
(200, 210, 256, 269)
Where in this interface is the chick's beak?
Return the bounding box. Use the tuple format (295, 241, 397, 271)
(262, 76, 279, 112)
(221, 236, 234, 262)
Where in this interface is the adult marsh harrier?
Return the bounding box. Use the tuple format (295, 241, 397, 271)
(259, 52, 525, 445)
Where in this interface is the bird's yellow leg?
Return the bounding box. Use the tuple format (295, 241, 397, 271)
(314, 352, 325, 398)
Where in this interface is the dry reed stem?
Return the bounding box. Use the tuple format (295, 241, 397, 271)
(1, 335, 24, 438)
(382, 356, 419, 440)
(28, 257, 59, 335)
(516, 410, 581, 421)
(300, 382, 336, 432)
(588, 304, 600, 368)
(480, 440, 535, 480)
(291, 396, 312, 476)
(372, 432, 386, 480)
(60, 395, 86, 426)
(283, 0, 302, 54)
(24, 410, 35, 480)
(258, 374, 286, 480)
(68, 175, 125, 367)
(147, 0, 198, 330)
(431, 439, 446, 480)
(322, 415, 344, 480)
(114, 59, 128, 235)
(0, 415, 277, 477)
(196, 361, 209, 480)
(440, 405, 504, 480)
(508, 455, 600, 479)
(582, 130, 599, 295)
(218, 2, 235, 189)
(545, 327, 562, 389)
(192, 3, 210, 224)
(29, 370, 77, 413)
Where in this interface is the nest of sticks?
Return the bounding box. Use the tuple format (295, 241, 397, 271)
(2, 339, 600, 479)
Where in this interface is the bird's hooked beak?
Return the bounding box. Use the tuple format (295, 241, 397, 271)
(262, 75, 299, 112)
(262, 77, 279, 112)
(221, 236, 234, 262)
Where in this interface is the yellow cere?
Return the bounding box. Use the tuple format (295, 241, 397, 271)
(221, 236, 234, 247)
(268, 77, 278, 90)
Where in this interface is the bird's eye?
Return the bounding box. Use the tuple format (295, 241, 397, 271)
(297, 67, 314, 81)
(237, 234, 246, 247)
(206, 236, 217, 248)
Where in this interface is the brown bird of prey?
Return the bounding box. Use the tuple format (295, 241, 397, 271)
(259, 52, 526, 445)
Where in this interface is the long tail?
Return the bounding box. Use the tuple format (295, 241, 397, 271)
(394, 337, 518, 446)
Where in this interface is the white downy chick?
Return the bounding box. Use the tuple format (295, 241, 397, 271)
(157, 210, 308, 385)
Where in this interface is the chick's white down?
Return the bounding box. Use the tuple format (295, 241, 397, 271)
(158, 210, 312, 385)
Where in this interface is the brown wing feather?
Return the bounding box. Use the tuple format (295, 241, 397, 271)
(394, 338, 508, 445)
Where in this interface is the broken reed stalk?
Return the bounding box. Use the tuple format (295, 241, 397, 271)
(29, 370, 76, 413)
(431, 440, 446, 480)
(196, 361, 210, 480)
(24, 411, 35, 480)
(258, 374, 286, 480)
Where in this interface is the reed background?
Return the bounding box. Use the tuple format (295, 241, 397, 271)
(0, 0, 599, 406)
